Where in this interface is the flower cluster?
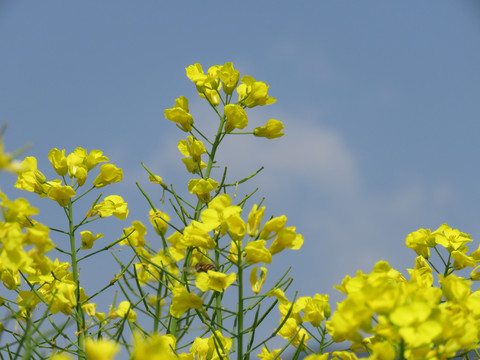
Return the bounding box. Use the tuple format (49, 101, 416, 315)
(316, 224, 480, 359)
(0, 145, 138, 355)
(123, 193, 304, 320)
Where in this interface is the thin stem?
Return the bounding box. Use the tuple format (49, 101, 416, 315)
(237, 242, 244, 360)
(67, 200, 85, 360)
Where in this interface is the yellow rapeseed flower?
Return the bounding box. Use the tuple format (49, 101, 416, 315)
(188, 178, 219, 203)
(218, 62, 239, 95)
(254, 119, 284, 139)
(245, 240, 272, 264)
(132, 332, 177, 360)
(170, 285, 203, 318)
(109, 301, 137, 322)
(165, 96, 194, 132)
(250, 266, 267, 294)
(237, 75, 276, 108)
(80, 231, 103, 250)
(149, 209, 170, 236)
(48, 148, 68, 176)
(195, 271, 236, 292)
(93, 163, 123, 188)
(89, 195, 128, 220)
(85, 338, 120, 360)
(224, 104, 248, 132)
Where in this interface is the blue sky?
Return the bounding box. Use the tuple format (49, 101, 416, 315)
(1, 0, 480, 337)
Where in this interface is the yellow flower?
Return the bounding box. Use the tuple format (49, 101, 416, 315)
(237, 75, 276, 108)
(84, 149, 109, 170)
(224, 104, 248, 132)
(471, 265, 480, 280)
(46, 181, 76, 207)
(225, 210, 246, 241)
(186, 63, 222, 105)
(408, 255, 434, 287)
(218, 62, 240, 95)
(250, 266, 267, 294)
(48, 148, 68, 176)
(182, 221, 216, 249)
(48, 281, 77, 315)
(80, 231, 103, 250)
(301, 294, 331, 327)
(24, 222, 55, 253)
(0, 193, 39, 225)
(178, 136, 206, 159)
(406, 229, 435, 259)
(66, 148, 89, 186)
(245, 240, 272, 264)
(259, 215, 286, 239)
(149, 209, 170, 236)
(188, 178, 219, 203)
(182, 157, 207, 174)
(85, 338, 120, 360)
(1, 224, 33, 273)
(269, 227, 304, 255)
(82, 302, 97, 317)
(132, 332, 177, 360)
(451, 250, 477, 270)
(165, 96, 194, 132)
(0, 268, 21, 289)
(170, 285, 203, 318)
(329, 351, 359, 360)
(178, 136, 207, 174)
(247, 204, 265, 237)
(439, 273, 471, 302)
(195, 271, 236, 292)
(148, 173, 167, 187)
(254, 119, 284, 139)
(257, 347, 282, 360)
(17, 290, 42, 313)
(304, 355, 329, 360)
(120, 221, 147, 247)
(49, 353, 73, 360)
(433, 223, 472, 251)
(277, 317, 298, 339)
(186, 63, 207, 84)
(207, 331, 232, 360)
(14, 157, 47, 195)
(200, 194, 244, 236)
(267, 288, 290, 305)
(0, 137, 22, 173)
(89, 195, 128, 220)
(93, 163, 123, 188)
(368, 341, 396, 360)
(190, 337, 209, 359)
(109, 301, 137, 322)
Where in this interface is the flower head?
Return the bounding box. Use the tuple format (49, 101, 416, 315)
(93, 163, 123, 188)
(237, 75, 276, 108)
(224, 104, 248, 132)
(170, 285, 203, 318)
(85, 338, 120, 360)
(88, 195, 129, 220)
(188, 178, 219, 203)
(254, 119, 284, 139)
(165, 96, 194, 132)
(218, 62, 240, 95)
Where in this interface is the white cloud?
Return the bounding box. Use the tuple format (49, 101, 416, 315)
(216, 115, 362, 196)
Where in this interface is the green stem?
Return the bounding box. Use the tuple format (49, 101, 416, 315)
(237, 243, 244, 360)
(67, 200, 85, 359)
(215, 238, 223, 331)
(194, 113, 226, 220)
